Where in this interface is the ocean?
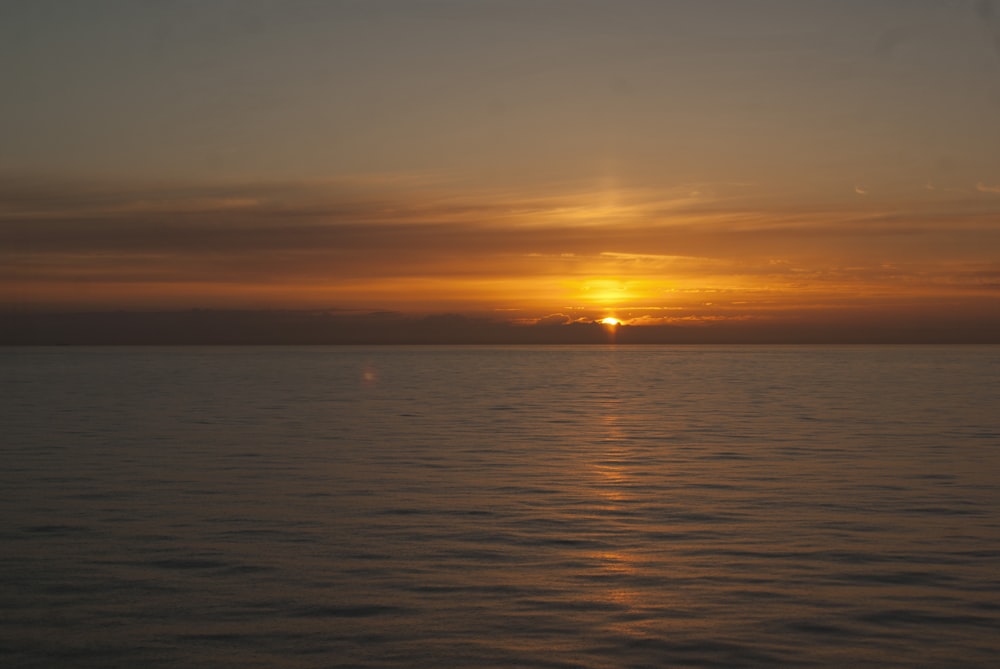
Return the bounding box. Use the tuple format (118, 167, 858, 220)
(1, 345, 998, 667)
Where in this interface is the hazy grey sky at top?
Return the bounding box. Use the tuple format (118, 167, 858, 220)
(2, 0, 998, 196)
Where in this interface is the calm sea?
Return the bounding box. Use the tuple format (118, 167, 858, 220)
(1, 345, 998, 668)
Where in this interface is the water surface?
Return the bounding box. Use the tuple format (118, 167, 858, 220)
(1, 346, 998, 667)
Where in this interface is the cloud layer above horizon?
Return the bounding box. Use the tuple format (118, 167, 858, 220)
(3, 173, 998, 325)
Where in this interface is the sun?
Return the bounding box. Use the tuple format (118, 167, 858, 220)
(599, 317, 621, 326)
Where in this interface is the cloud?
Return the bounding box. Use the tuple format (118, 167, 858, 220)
(976, 182, 1000, 194)
(854, 185, 868, 195)
(3, 173, 999, 312)
(534, 313, 573, 326)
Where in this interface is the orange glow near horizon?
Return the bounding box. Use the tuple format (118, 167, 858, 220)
(2, 174, 998, 340)
(6, 255, 999, 329)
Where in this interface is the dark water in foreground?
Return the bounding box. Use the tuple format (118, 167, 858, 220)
(1, 345, 998, 668)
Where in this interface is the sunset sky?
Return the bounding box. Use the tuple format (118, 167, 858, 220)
(3, 1, 999, 339)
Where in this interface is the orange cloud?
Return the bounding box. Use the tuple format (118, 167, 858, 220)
(3, 174, 999, 325)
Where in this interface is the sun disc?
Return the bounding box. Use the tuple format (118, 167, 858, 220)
(600, 317, 621, 326)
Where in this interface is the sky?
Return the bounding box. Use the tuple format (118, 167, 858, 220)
(2, 0, 999, 341)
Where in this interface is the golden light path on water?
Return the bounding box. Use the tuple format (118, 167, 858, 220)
(588, 402, 647, 639)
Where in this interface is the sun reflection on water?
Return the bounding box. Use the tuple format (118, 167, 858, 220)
(582, 398, 657, 639)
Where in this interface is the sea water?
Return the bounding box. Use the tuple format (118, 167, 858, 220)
(1, 345, 998, 667)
